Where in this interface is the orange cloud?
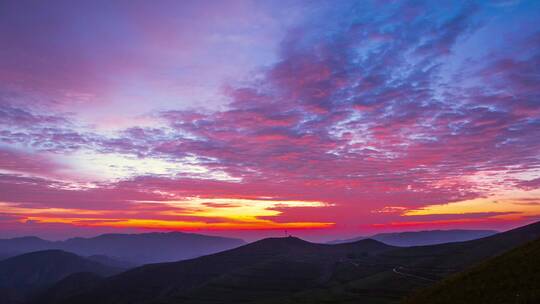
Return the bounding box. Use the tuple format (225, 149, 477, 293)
(24, 217, 333, 231)
(2, 197, 334, 231)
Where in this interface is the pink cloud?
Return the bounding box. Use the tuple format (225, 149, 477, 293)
(0, 1, 539, 239)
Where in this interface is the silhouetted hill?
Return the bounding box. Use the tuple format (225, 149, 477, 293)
(0, 250, 120, 304)
(0, 253, 13, 262)
(0, 232, 245, 265)
(50, 237, 396, 304)
(402, 237, 540, 304)
(328, 229, 497, 246)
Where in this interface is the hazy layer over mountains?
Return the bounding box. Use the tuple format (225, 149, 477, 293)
(0, 232, 245, 265)
(328, 229, 498, 246)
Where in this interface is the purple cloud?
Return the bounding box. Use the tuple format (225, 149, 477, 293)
(0, 0, 538, 239)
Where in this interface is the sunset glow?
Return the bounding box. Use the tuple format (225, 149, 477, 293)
(0, 0, 539, 241)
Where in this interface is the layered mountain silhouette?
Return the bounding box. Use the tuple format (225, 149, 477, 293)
(0, 232, 245, 265)
(36, 237, 397, 304)
(0, 236, 52, 260)
(328, 229, 497, 246)
(27, 220, 540, 304)
(0, 250, 121, 304)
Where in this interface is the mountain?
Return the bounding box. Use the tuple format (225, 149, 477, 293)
(60, 232, 245, 265)
(328, 229, 497, 246)
(44, 237, 396, 304)
(0, 250, 121, 304)
(0, 236, 52, 259)
(0, 253, 14, 262)
(372, 229, 498, 246)
(402, 238, 540, 304)
(0, 232, 245, 265)
(326, 236, 365, 244)
(45, 221, 540, 304)
(260, 221, 540, 304)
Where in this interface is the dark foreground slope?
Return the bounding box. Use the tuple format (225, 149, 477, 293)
(380, 219, 540, 271)
(30, 272, 105, 304)
(403, 237, 540, 304)
(0, 250, 121, 304)
(60, 232, 245, 264)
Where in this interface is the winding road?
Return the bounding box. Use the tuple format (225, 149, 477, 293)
(392, 266, 437, 282)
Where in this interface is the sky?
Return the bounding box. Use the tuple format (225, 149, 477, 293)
(0, 0, 539, 242)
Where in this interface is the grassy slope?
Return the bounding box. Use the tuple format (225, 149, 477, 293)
(402, 238, 540, 304)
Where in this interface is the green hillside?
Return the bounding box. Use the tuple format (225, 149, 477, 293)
(403, 238, 540, 304)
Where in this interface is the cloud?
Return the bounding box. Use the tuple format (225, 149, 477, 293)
(0, 104, 67, 127)
(0, 1, 538, 237)
(518, 177, 540, 190)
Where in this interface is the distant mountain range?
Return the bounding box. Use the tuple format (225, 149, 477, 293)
(22, 220, 540, 304)
(327, 229, 498, 246)
(0, 232, 245, 265)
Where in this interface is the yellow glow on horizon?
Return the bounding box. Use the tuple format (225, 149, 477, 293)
(23, 216, 334, 230)
(404, 189, 540, 219)
(3, 197, 333, 231)
(145, 197, 331, 222)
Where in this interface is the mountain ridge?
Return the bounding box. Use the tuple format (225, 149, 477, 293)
(327, 229, 498, 246)
(0, 231, 245, 265)
(47, 237, 396, 304)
